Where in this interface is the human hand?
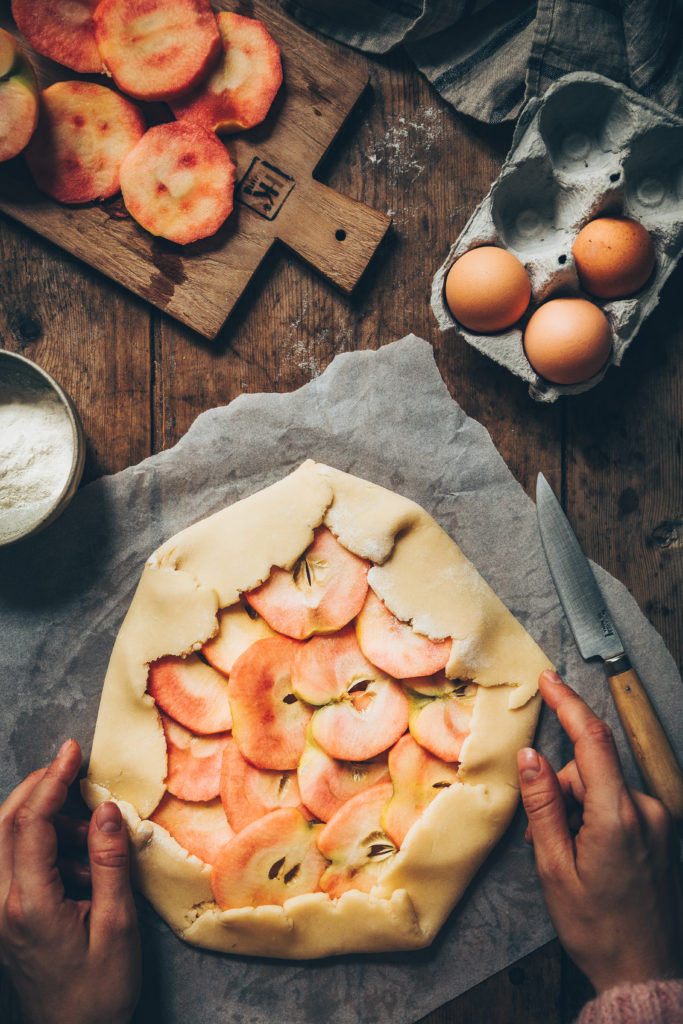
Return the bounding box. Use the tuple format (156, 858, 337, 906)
(0, 739, 141, 1024)
(517, 670, 683, 994)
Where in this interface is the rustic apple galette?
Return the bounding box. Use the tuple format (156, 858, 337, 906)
(82, 461, 551, 958)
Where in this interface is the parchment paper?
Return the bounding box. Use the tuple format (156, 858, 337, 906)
(1, 335, 681, 1024)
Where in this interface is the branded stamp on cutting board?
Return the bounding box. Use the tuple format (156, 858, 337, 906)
(0, 2, 391, 339)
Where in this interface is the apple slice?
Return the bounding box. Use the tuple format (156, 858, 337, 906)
(150, 793, 233, 865)
(0, 28, 38, 162)
(356, 588, 451, 678)
(148, 653, 232, 735)
(161, 713, 230, 802)
(202, 601, 276, 677)
(228, 636, 312, 771)
(210, 807, 327, 910)
(382, 734, 461, 847)
(24, 81, 145, 203)
(298, 730, 390, 822)
(317, 782, 396, 898)
(246, 526, 370, 640)
(310, 676, 409, 762)
(219, 735, 310, 832)
(170, 11, 282, 133)
(11, 0, 102, 74)
(291, 624, 394, 706)
(93, 0, 221, 102)
(402, 669, 461, 697)
(409, 684, 477, 762)
(119, 121, 236, 244)
(289, 624, 408, 761)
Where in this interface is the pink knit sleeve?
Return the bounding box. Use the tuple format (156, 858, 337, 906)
(576, 980, 683, 1024)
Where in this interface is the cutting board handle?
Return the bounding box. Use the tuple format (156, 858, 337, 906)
(607, 665, 683, 820)
(278, 179, 391, 293)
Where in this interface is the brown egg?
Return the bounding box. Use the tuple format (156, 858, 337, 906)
(444, 246, 531, 332)
(572, 217, 655, 299)
(523, 298, 612, 384)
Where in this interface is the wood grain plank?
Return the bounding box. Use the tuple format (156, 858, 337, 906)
(416, 942, 563, 1024)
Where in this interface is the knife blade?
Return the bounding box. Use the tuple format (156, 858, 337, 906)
(536, 472, 683, 820)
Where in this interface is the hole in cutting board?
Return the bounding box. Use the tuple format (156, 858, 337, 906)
(335, 229, 347, 241)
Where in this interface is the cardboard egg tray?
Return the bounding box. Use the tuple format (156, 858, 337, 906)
(431, 72, 683, 402)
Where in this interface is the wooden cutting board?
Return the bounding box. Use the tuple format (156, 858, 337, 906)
(0, 1, 391, 338)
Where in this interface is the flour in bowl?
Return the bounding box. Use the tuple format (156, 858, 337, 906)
(0, 383, 73, 512)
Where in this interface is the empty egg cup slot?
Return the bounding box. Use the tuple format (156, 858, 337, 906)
(490, 158, 558, 254)
(636, 178, 667, 206)
(539, 79, 634, 174)
(623, 124, 683, 218)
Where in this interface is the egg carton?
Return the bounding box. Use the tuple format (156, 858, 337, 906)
(431, 72, 683, 402)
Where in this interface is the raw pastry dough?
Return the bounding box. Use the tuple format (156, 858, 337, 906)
(82, 461, 552, 958)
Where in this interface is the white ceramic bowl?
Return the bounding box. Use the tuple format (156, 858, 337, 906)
(0, 350, 86, 546)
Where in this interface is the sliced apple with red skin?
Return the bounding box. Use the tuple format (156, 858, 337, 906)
(219, 735, 311, 832)
(291, 623, 394, 706)
(246, 526, 370, 640)
(161, 712, 230, 802)
(382, 734, 461, 847)
(148, 653, 232, 735)
(356, 588, 451, 678)
(93, 0, 221, 102)
(310, 675, 409, 762)
(150, 793, 233, 866)
(11, 0, 102, 74)
(409, 684, 477, 762)
(317, 782, 396, 898)
(0, 28, 38, 163)
(170, 11, 282, 133)
(298, 729, 390, 822)
(24, 81, 145, 203)
(290, 624, 408, 762)
(228, 636, 312, 771)
(119, 121, 236, 245)
(202, 600, 276, 677)
(210, 807, 327, 910)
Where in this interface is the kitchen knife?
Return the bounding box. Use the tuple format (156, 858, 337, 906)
(536, 472, 683, 820)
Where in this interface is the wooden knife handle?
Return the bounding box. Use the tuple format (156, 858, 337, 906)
(607, 661, 683, 820)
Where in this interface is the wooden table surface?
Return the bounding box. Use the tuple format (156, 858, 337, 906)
(1, 5, 681, 1022)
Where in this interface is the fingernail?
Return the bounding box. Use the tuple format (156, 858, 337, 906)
(540, 670, 561, 684)
(518, 747, 541, 781)
(95, 802, 122, 833)
(58, 739, 73, 757)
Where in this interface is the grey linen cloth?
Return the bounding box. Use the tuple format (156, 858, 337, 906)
(279, 0, 683, 123)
